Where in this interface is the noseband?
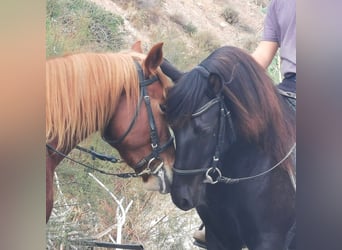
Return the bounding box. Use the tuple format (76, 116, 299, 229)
(102, 61, 174, 176)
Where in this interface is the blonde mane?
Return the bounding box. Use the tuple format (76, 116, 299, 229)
(46, 51, 147, 151)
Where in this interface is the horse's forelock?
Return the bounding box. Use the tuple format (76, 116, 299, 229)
(166, 70, 208, 127)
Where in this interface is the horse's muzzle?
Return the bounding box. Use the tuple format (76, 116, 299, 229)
(144, 157, 171, 194)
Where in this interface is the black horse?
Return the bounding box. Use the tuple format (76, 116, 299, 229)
(162, 46, 296, 250)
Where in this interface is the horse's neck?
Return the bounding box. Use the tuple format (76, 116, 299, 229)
(221, 139, 272, 171)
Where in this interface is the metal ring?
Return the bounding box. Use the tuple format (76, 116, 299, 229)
(146, 157, 155, 170)
(204, 167, 222, 184)
(147, 157, 164, 175)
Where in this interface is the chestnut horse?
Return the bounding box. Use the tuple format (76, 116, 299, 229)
(163, 46, 295, 249)
(46, 42, 175, 222)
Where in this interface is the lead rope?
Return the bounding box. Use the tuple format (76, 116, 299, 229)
(214, 143, 296, 184)
(46, 144, 139, 178)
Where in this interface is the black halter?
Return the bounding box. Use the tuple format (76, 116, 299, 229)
(102, 61, 174, 175)
(172, 94, 235, 178)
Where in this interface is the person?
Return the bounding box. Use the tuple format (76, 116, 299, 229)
(192, 0, 296, 248)
(252, 0, 296, 98)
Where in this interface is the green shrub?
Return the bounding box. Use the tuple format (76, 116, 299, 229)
(183, 22, 197, 35)
(130, 8, 161, 29)
(268, 51, 282, 84)
(46, 0, 125, 57)
(194, 31, 221, 53)
(221, 7, 239, 25)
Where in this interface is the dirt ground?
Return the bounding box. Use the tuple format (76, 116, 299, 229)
(89, 0, 268, 51)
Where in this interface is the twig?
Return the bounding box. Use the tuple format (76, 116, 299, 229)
(88, 173, 133, 245)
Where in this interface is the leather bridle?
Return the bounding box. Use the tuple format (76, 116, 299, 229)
(101, 61, 174, 176)
(47, 61, 174, 178)
(172, 94, 235, 179)
(172, 65, 295, 185)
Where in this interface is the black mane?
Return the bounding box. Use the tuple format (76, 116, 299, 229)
(166, 46, 295, 165)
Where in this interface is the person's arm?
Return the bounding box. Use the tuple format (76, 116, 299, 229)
(251, 40, 278, 70)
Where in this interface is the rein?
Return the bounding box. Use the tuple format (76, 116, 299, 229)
(75, 145, 121, 163)
(206, 142, 296, 184)
(46, 144, 139, 178)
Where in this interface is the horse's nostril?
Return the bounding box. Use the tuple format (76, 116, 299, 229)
(171, 186, 196, 210)
(178, 198, 193, 211)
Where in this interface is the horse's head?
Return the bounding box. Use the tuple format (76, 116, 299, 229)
(165, 63, 233, 210)
(164, 46, 296, 211)
(103, 41, 175, 194)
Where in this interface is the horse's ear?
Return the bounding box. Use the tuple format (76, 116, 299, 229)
(131, 40, 143, 53)
(144, 42, 163, 75)
(160, 58, 184, 83)
(208, 73, 223, 96)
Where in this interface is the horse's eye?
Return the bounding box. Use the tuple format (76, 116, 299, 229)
(192, 119, 207, 135)
(159, 104, 166, 113)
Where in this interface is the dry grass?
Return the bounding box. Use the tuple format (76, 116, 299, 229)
(241, 35, 259, 52)
(169, 13, 197, 35)
(129, 8, 162, 29)
(193, 31, 221, 52)
(221, 6, 239, 25)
